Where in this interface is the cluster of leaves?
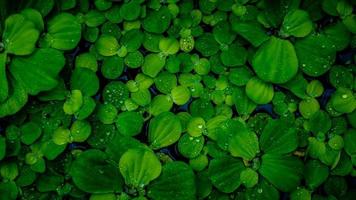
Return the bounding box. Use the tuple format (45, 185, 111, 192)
(0, 0, 356, 199)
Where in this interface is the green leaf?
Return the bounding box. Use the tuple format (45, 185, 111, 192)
(329, 87, 356, 114)
(231, 20, 269, 47)
(0, 77, 28, 118)
(228, 120, 259, 160)
(26, 0, 54, 17)
(212, 21, 235, 45)
(220, 42, 247, 67)
(84, 10, 106, 27)
(232, 87, 257, 117)
(252, 37, 298, 84)
(147, 161, 196, 200)
(75, 96, 96, 120)
(171, 86, 191, 105)
(70, 149, 123, 193)
(75, 52, 98, 72)
(21, 8, 44, 31)
(96, 103, 118, 124)
(102, 81, 129, 109)
(52, 127, 71, 145)
(149, 94, 173, 116)
(178, 134, 205, 159)
(260, 0, 300, 28)
(120, 1, 141, 21)
(3, 13, 39, 55)
(148, 112, 182, 149)
(115, 111, 144, 137)
(63, 90, 83, 115)
(20, 122, 42, 145)
(295, 33, 336, 77)
(240, 168, 259, 188)
(260, 119, 298, 154)
(70, 120, 91, 142)
(102, 56, 124, 78)
(344, 129, 356, 157)
(119, 148, 162, 188)
(281, 9, 313, 37)
(142, 53, 166, 78)
(245, 77, 274, 105)
(259, 154, 303, 192)
(70, 67, 100, 96)
(195, 33, 220, 57)
(324, 22, 351, 51)
(0, 53, 8, 102)
(0, 181, 18, 200)
(304, 160, 329, 190)
(159, 37, 180, 55)
(308, 110, 331, 135)
(143, 7, 171, 34)
(42, 13, 81, 50)
(0, 136, 5, 161)
(240, 179, 280, 200)
(10, 48, 65, 95)
(105, 134, 145, 163)
(208, 156, 245, 193)
(95, 34, 119, 56)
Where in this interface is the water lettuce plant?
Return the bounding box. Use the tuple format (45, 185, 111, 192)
(0, 0, 356, 200)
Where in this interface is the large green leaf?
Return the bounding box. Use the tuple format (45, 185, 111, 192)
(259, 154, 303, 192)
(148, 112, 182, 149)
(208, 156, 245, 193)
(3, 13, 39, 55)
(119, 148, 162, 188)
(70, 149, 123, 194)
(295, 33, 336, 77)
(304, 160, 329, 190)
(147, 162, 196, 200)
(228, 120, 259, 160)
(259, 119, 298, 154)
(42, 13, 81, 50)
(0, 77, 28, 118)
(10, 48, 65, 95)
(252, 37, 298, 84)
